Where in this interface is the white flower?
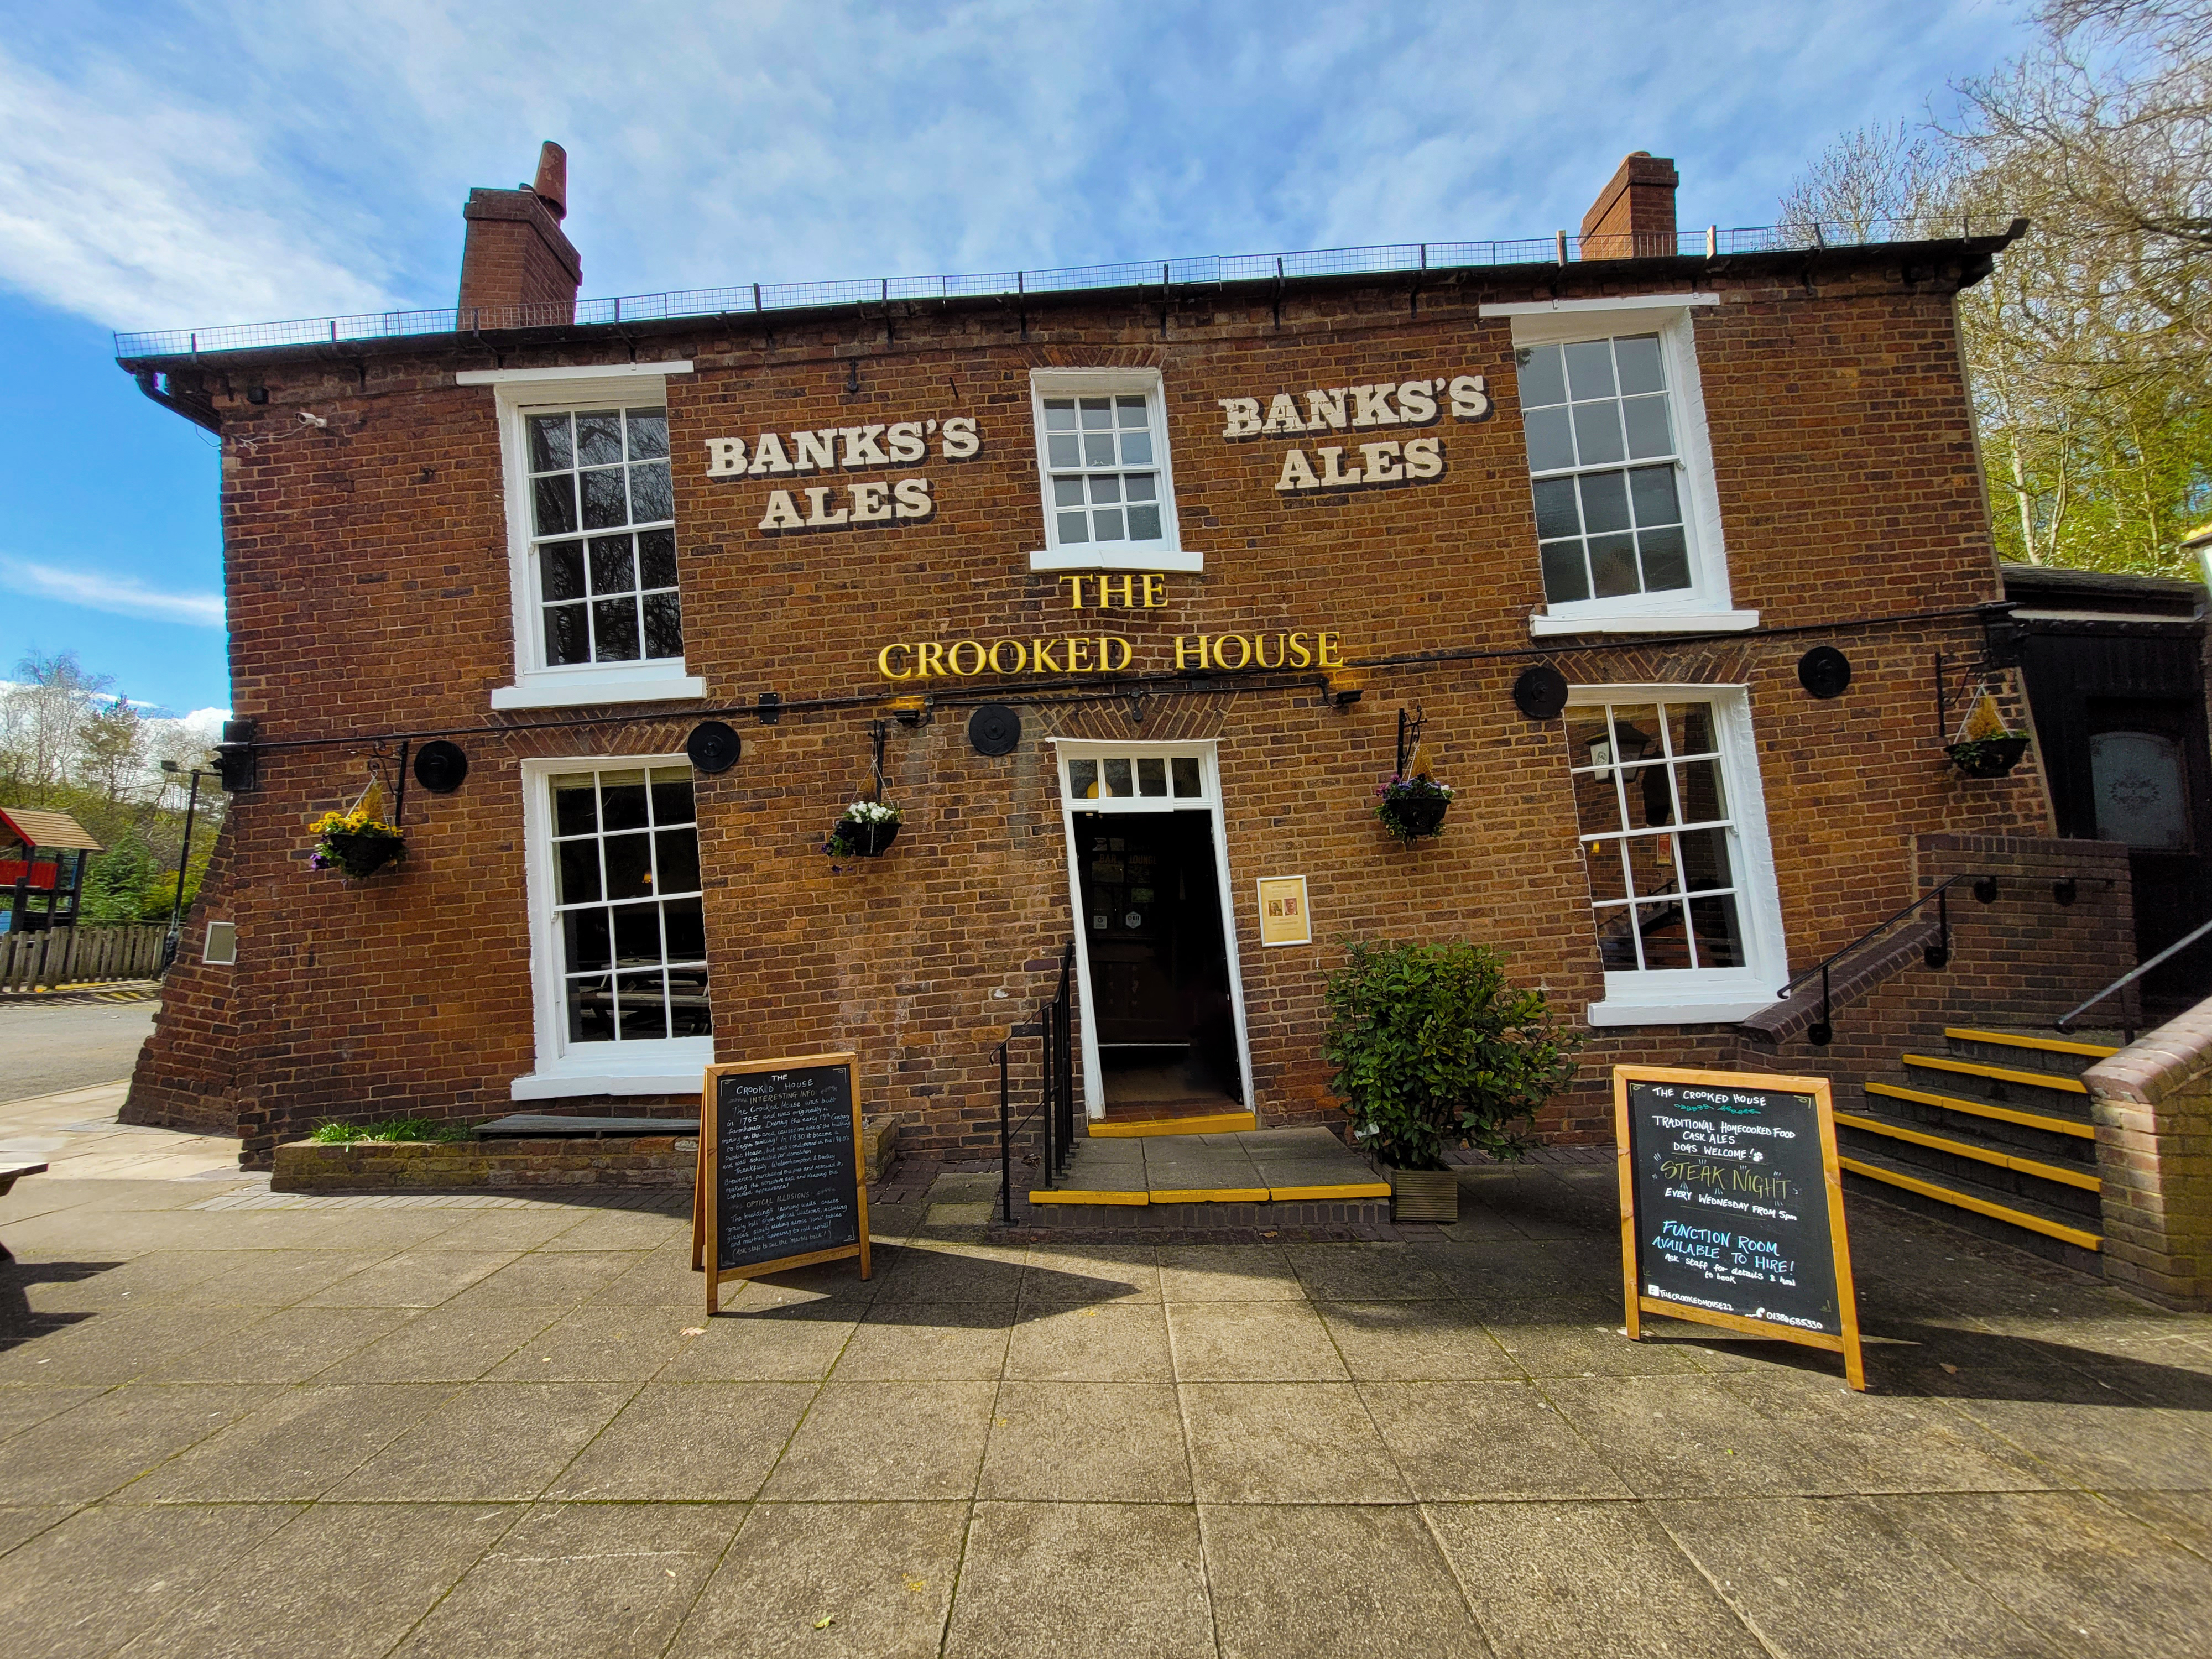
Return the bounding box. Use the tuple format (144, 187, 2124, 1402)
(845, 800, 902, 824)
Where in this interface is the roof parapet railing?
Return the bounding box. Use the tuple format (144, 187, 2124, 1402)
(111, 214, 2023, 362)
(2056, 912, 2212, 1041)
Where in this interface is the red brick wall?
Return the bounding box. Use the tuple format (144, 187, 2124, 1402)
(132, 254, 2082, 1162)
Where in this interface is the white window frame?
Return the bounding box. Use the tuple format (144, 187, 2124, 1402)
(1027, 369, 1199, 573)
(461, 362, 708, 710)
(1564, 684, 1789, 1026)
(1483, 296, 1755, 637)
(1048, 739, 1253, 1115)
(512, 753, 713, 1100)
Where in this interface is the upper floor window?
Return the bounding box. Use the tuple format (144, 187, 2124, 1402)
(1483, 297, 1753, 638)
(459, 360, 707, 712)
(1028, 371, 1198, 573)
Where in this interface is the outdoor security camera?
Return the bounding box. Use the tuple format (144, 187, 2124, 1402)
(299, 410, 327, 427)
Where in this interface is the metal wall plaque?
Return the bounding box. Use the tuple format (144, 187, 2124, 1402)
(1513, 665, 1569, 721)
(686, 721, 742, 774)
(413, 740, 468, 794)
(968, 704, 1022, 756)
(1797, 646, 1852, 700)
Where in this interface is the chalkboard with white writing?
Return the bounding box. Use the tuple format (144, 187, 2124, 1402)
(697, 1052, 870, 1311)
(1613, 1065, 1864, 1389)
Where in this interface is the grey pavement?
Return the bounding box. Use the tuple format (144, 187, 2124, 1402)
(1, 1140, 2209, 1657)
(0, 997, 158, 1103)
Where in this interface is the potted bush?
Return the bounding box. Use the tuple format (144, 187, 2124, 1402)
(1322, 940, 1579, 1222)
(827, 799, 902, 858)
(310, 805, 405, 879)
(1945, 689, 2031, 778)
(1374, 773, 1454, 841)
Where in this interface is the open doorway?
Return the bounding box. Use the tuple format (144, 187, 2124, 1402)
(1055, 743, 1253, 1122)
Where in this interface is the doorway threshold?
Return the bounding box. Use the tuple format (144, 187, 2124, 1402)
(1091, 1109, 1258, 1139)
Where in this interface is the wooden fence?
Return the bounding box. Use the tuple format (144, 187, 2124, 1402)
(0, 924, 168, 992)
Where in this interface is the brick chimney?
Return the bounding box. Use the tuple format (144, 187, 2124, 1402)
(1579, 152, 1679, 260)
(457, 141, 582, 326)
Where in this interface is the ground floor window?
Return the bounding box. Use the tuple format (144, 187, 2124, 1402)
(1564, 687, 1786, 1025)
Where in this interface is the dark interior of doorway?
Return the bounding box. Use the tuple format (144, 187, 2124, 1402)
(1073, 808, 1242, 1117)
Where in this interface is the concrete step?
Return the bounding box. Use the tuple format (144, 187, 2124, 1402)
(1833, 1107, 2101, 1222)
(1839, 1144, 2101, 1275)
(1088, 1110, 1258, 1139)
(1864, 1079, 2096, 1166)
(1940, 1026, 2119, 1081)
(1898, 1052, 2097, 1117)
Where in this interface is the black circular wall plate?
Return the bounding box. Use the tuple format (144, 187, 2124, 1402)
(412, 739, 468, 794)
(1512, 664, 1569, 721)
(685, 720, 742, 775)
(1797, 645, 1852, 700)
(968, 703, 1022, 757)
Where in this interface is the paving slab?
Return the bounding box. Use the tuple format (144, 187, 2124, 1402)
(980, 1381, 1192, 1501)
(0, 1383, 276, 1504)
(946, 1501, 1214, 1658)
(549, 1381, 813, 1500)
(1201, 1504, 1489, 1659)
(759, 1380, 995, 1500)
(328, 1381, 639, 1501)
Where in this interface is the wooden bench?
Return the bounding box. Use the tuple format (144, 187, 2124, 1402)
(0, 1158, 49, 1261)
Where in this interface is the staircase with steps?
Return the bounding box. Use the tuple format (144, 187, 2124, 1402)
(1835, 1026, 2117, 1274)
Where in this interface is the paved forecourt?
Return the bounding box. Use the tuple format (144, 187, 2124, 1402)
(2, 1133, 2210, 1657)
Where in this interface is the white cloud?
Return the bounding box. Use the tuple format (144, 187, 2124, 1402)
(0, 556, 224, 628)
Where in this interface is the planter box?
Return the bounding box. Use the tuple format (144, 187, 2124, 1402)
(1384, 1164, 1459, 1223)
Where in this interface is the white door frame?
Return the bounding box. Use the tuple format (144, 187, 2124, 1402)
(1047, 739, 1255, 1119)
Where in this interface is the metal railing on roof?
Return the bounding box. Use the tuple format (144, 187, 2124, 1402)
(111, 215, 2015, 362)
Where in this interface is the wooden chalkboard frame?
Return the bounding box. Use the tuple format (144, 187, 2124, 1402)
(694, 1051, 871, 1316)
(1613, 1063, 1865, 1391)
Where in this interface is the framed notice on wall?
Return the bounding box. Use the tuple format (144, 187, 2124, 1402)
(693, 1052, 870, 1315)
(1256, 875, 1312, 946)
(1613, 1064, 1865, 1390)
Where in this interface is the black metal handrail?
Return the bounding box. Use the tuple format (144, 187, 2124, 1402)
(998, 943, 1078, 1224)
(1776, 873, 1994, 1047)
(2057, 912, 2212, 1040)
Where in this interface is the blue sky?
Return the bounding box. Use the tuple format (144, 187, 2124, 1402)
(0, 0, 2034, 718)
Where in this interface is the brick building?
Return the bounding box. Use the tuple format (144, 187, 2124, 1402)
(118, 144, 2142, 1210)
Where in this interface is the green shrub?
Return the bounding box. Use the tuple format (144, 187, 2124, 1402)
(1322, 940, 1580, 1170)
(307, 1116, 470, 1144)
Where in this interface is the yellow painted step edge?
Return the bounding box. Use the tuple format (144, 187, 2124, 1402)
(1088, 1113, 1259, 1139)
(1943, 1026, 2119, 1061)
(1839, 1155, 2101, 1251)
(1026, 1189, 1148, 1206)
(1269, 1182, 1394, 1202)
(1152, 1187, 1270, 1204)
(1833, 1110, 2101, 1192)
(1865, 1080, 2096, 1140)
(1902, 1052, 2089, 1094)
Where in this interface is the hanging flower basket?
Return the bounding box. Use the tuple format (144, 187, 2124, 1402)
(827, 800, 902, 858)
(1374, 775, 1454, 841)
(311, 811, 405, 879)
(1945, 735, 2030, 779)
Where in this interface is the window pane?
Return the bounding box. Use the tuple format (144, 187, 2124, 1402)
(1639, 526, 1692, 592)
(613, 901, 660, 959)
(529, 413, 573, 472)
(1089, 475, 1122, 504)
(1523, 406, 1575, 473)
(1628, 465, 1682, 526)
(617, 971, 669, 1040)
(1136, 758, 1167, 796)
(1045, 399, 1077, 430)
(1532, 477, 1580, 540)
(1688, 893, 1745, 967)
(1677, 704, 1718, 759)
(625, 409, 669, 460)
(1624, 833, 1677, 902)
(1516, 345, 1566, 408)
(1595, 911, 1641, 972)
(1079, 397, 1113, 429)
(1608, 708, 1661, 761)
(552, 776, 598, 836)
(1676, 827, 1735, 891)
(1673, 758, 1728, 822)
(1048, 434, 1079, 467)
(576, 410, 623, 466)
(1069, 759, 1099, 798)
(533, 476, 577, 536)
(630, 461, 673, 523)
(650, 770, 696, 826)
(600, 771, 649, 831)
(667, 968, 712, 1036)
(656, 827, 701, 894)
(662, 896, 706, 959)
(1057, 511, 1089, 543)
(1566, 709, 1613, 769)
(1589, 534, 1639, 598)
(643, 592, 683, 660)
(1639, 761, 1676, 827)
(1564, 340, 1617, 399)
(1117, 395, 1148, 425)
(1171, 757, 1201, 797)
(563, 909, 611, 972)
(2091, 731, 2191, 848)
(540, 539, 586, 601)
(1103, 758, 1133, 796)
(1572, 401, 1626, 466)
(1053, 477, 1086, 508)
(1125, 473, 1157, 501)
(1614, 335, 1666, 395)
(581, 467, 628, 530)
(1578, 471, 1631, 534)
(1573, 768, 1626, 836)
(557, 840, 602, 904)
(545, 603, 589, 665)
(1128, 504, 1162, 540)
(1120, 430, 1154, 465)
(1635, 901, 1693, 969)
(1584, 839, 1629, 904)
(605, 836, 653, 901)
(1623, 395, 1674, 459)
(1093, 508, 1125, 541)
(593, 598, 640, 660)
(589, 536, 636, 596)
(566, 973, 615, 1042)
(1084, 433, 1115, 466)
(637, 528, 678, 588)
(1540, 542, 1590, 604)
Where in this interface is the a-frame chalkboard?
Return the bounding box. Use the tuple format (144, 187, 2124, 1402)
(694, 1052, 871, 1314)
(1613, 1064, 1865, 1390)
